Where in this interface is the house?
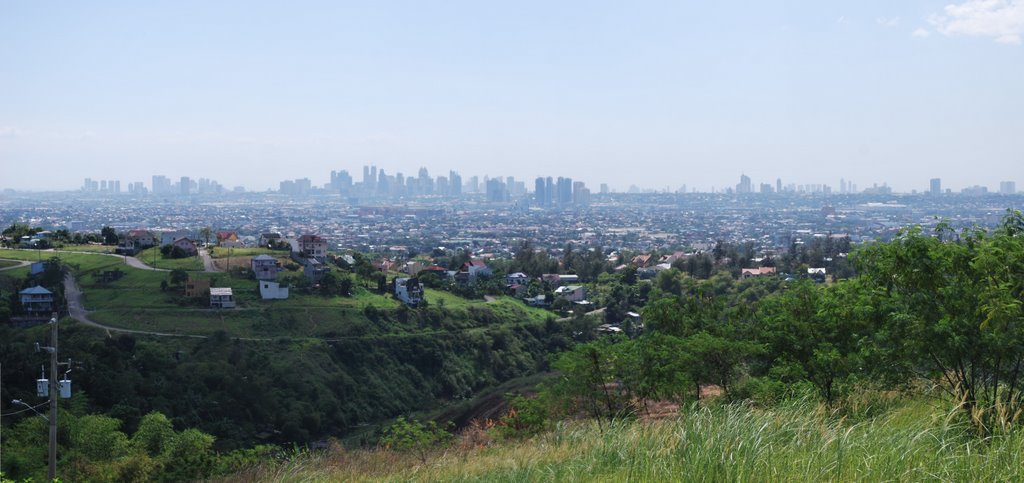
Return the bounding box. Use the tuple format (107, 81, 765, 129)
(259, 232, 282, 247)
(554, 285, 587, 303)
(542, 273, 578, 288)
(303, 258, 329, 283)
(394, 277, 424, 305)
(251, 254, 282, 281)
(160, 229, 192, 247)
(808, 267, 827, 282)
(259, 281, 289, 300)
(184, 278, 210, 298)
(172, 237, 198, 256)
(402, 260, 425, 275)
(525, 294, 549, 307)
(216, 231, 239, 245)
(506, 272, 530, 285)
(30, 261, 48, 276)
(127, 229, 157, 248)
(210, 287, 235, 308)
(19, 286, 54, 314)
(506, 283, 528, 298)
(632, 254, 653, 268)
(741, 267, 777, 278)
(457, 259, 491, 284)
(295, 234, 328, 260)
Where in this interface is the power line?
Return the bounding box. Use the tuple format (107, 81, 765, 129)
(2, 400, 51, 417)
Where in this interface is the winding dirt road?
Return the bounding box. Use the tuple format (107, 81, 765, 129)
(63, 273, 207, 339)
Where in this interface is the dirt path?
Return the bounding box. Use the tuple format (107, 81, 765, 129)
(199, 248, 220, 272)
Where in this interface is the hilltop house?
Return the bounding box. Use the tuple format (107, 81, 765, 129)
(394, 277, 424, 305)
(554, 285, 587, 303)
(217, 231, 244, 248)
(184, 277, 210, 298)
(741, 267, 777, 278)
(19, 286, 54, 314)
(259, 232, 282, 248)
(160, 229, 192, 247)
(541, 273, 579, 288)
(172, 237, 198, 256)
(210, 287, 235, 308)
(506, 272, 529, 285)
(259, 281, 289, 300)
(127, 229, 157, 248)
(456, 259, 491, 284)
(251, 254, 282, 281)
(295, 234, 328, 260)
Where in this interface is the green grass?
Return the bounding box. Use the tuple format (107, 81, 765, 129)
(235, 396, 1024, 482)
(136, 246, 204, 271)
(0, 259, 21, 269)
(210, 247, 280, 258)
(57, 243, 117, 253)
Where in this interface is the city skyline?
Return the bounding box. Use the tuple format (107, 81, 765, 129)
(2, 1, 1023, 192)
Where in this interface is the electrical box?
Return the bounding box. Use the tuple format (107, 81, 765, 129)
(59, 379, 71, 399)
(37, 378, 49, 397)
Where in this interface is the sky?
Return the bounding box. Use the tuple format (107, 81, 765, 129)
(1, 0, 1023, 193)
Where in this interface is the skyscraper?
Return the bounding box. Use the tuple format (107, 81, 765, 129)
(1000, 181, 1016, 194)
(736, 174, 752, 194)
(930, 178, 941, 195)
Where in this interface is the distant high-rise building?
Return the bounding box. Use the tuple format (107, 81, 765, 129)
(930, 178, 941, 195)
(776, 178, 782, 193)
(600, 183, 609, 194)
(535, 177, 547, 206)
(330, 170, 353, 194)
(152, 175, 171, 194)
(485, 178, 508, 202)
(737, 174, 752, 194)
(557, 177, 573, 206)
(180, 176, 191, 195)
(449, 171, 462, 196)
(1000, 181, 1016, 194)
(112, 180, 120, 193)
(573, 181, 590, 206)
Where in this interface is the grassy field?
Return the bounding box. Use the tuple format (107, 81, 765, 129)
(135, 246, 204, 271)
(210, 247, 281, 258)
(232, 396, 1024, 482)
(0, 259, 22, 269)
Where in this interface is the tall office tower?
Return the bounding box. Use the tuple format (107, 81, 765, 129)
(930, 178, 941, 195)
(152, 175, 170, 194)
(112, 180, 120, 193)
(737, 174, 752, 194)
(535, 177, 547, 205)
(485, 178, 508, 202)
(180, 176, 191, 195)
(545, 177, 555, 205)
(436, 176, 449, 195)
(557, 177, 573, 205)
(600, 183, 609, 194)
(100, 180, 108, 192)
(449, 171, 462, 196)
(1000, 181, 1017, 194)
(572, 181, 589, 205)
(466, 176, 479, 193)
(330, 170, 353, 194)
(776, 178, 782, 193)
(83, 178, 95, 191)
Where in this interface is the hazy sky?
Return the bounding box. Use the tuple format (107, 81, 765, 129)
(2, 1, 1023, 193)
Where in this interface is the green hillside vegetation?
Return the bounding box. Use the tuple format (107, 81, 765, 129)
(236, 395, 1024, 482)
(135, 246, 204, 271)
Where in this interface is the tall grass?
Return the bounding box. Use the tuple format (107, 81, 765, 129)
(226, 396, 1024, 482)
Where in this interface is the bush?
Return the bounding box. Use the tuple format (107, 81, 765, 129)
(380, 417, 453, 462)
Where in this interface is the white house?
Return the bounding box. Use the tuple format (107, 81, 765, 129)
(506, 272, 530, 285)
(554, 285, 587, 303)
(210, 287, 235, 308)
(160, 229, 192, 247)
(259, 281, 289, 300)
(394, 277, 424, 305)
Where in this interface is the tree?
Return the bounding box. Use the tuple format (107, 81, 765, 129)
(199, 226, 213, 247)
(380, 417, 452, 463)
(855, 211, 1024, 431)
(101, 226, 119, 245)
(169, 269, 189, 286)
(319, 272, 340, 296)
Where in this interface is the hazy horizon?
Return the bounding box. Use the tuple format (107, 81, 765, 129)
(2, 1, 1023, 193)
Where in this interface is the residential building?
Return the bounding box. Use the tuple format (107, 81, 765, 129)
(210, 287, 235, 308)
(184, 278, 210, 298)
(172, 237, 198, 256)
(251, 254, 282, 280)
(394, 277, 424, 305)
(296, 234, 327, 260)
(19, 286, 54, 314)
(554, 285, 587, 302)
(127, 229, 157, 248)
(259, 281, 289, 300)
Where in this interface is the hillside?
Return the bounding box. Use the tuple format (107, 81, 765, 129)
(229, 396, 1024, 482)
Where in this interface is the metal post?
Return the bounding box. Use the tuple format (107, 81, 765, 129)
(48, 314, 58, 480)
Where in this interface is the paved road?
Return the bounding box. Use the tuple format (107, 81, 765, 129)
(199, 248, 220, 272)
(63, 273, 207, 339)
(16, 248, 171, 272)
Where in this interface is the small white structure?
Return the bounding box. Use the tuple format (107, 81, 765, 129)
(210, 287, 235, 308)
(554, 285, 587, 303)
(394, 277, 424, 305)
(259, 281, 289, 300)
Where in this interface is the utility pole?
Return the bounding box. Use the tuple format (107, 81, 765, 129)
(47, 314, 58, 480)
